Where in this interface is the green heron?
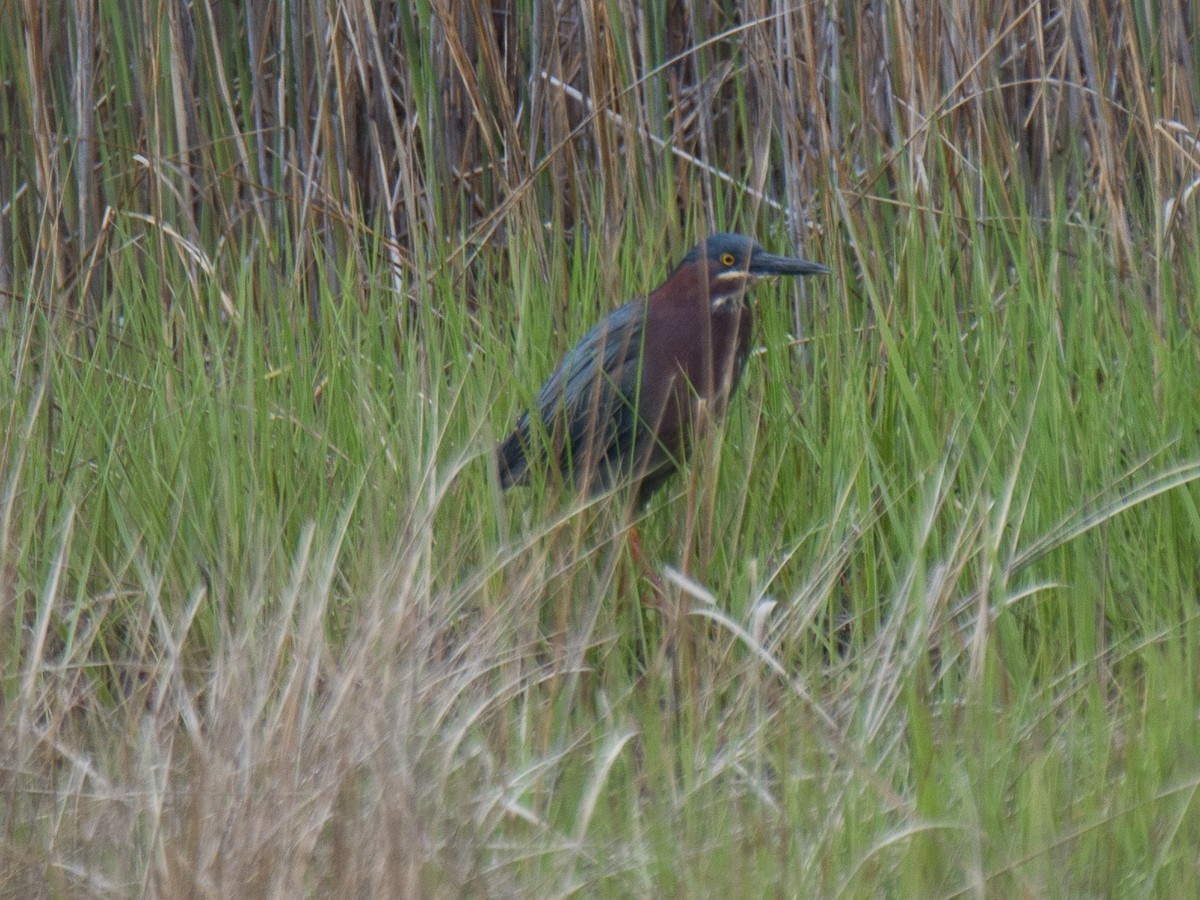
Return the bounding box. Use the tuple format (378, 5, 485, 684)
(497, 232, 830, 505)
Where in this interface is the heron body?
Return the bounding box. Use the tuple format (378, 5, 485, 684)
(498, 233, 829, 504)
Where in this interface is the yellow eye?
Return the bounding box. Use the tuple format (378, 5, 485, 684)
(721, 253, 735, 267)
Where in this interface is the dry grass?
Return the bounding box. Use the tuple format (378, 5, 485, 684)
(5, 1, 1198, 318)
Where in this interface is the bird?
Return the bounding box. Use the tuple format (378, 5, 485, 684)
(497, 232, 830, 506)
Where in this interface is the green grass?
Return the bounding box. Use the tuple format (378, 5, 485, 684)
(5, 192, 1200, 895)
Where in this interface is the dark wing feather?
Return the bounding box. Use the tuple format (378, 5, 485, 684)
(498, 298, 647, 492)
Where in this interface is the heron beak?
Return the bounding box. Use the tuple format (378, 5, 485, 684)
(748, 251, 831, 278)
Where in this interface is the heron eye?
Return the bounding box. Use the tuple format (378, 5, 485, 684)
(721, 253, 735, 267)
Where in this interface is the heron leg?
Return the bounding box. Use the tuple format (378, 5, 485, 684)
(626, 524, 666, 607)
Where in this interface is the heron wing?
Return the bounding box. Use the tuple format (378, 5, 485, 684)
(499, 298, 648, 491)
